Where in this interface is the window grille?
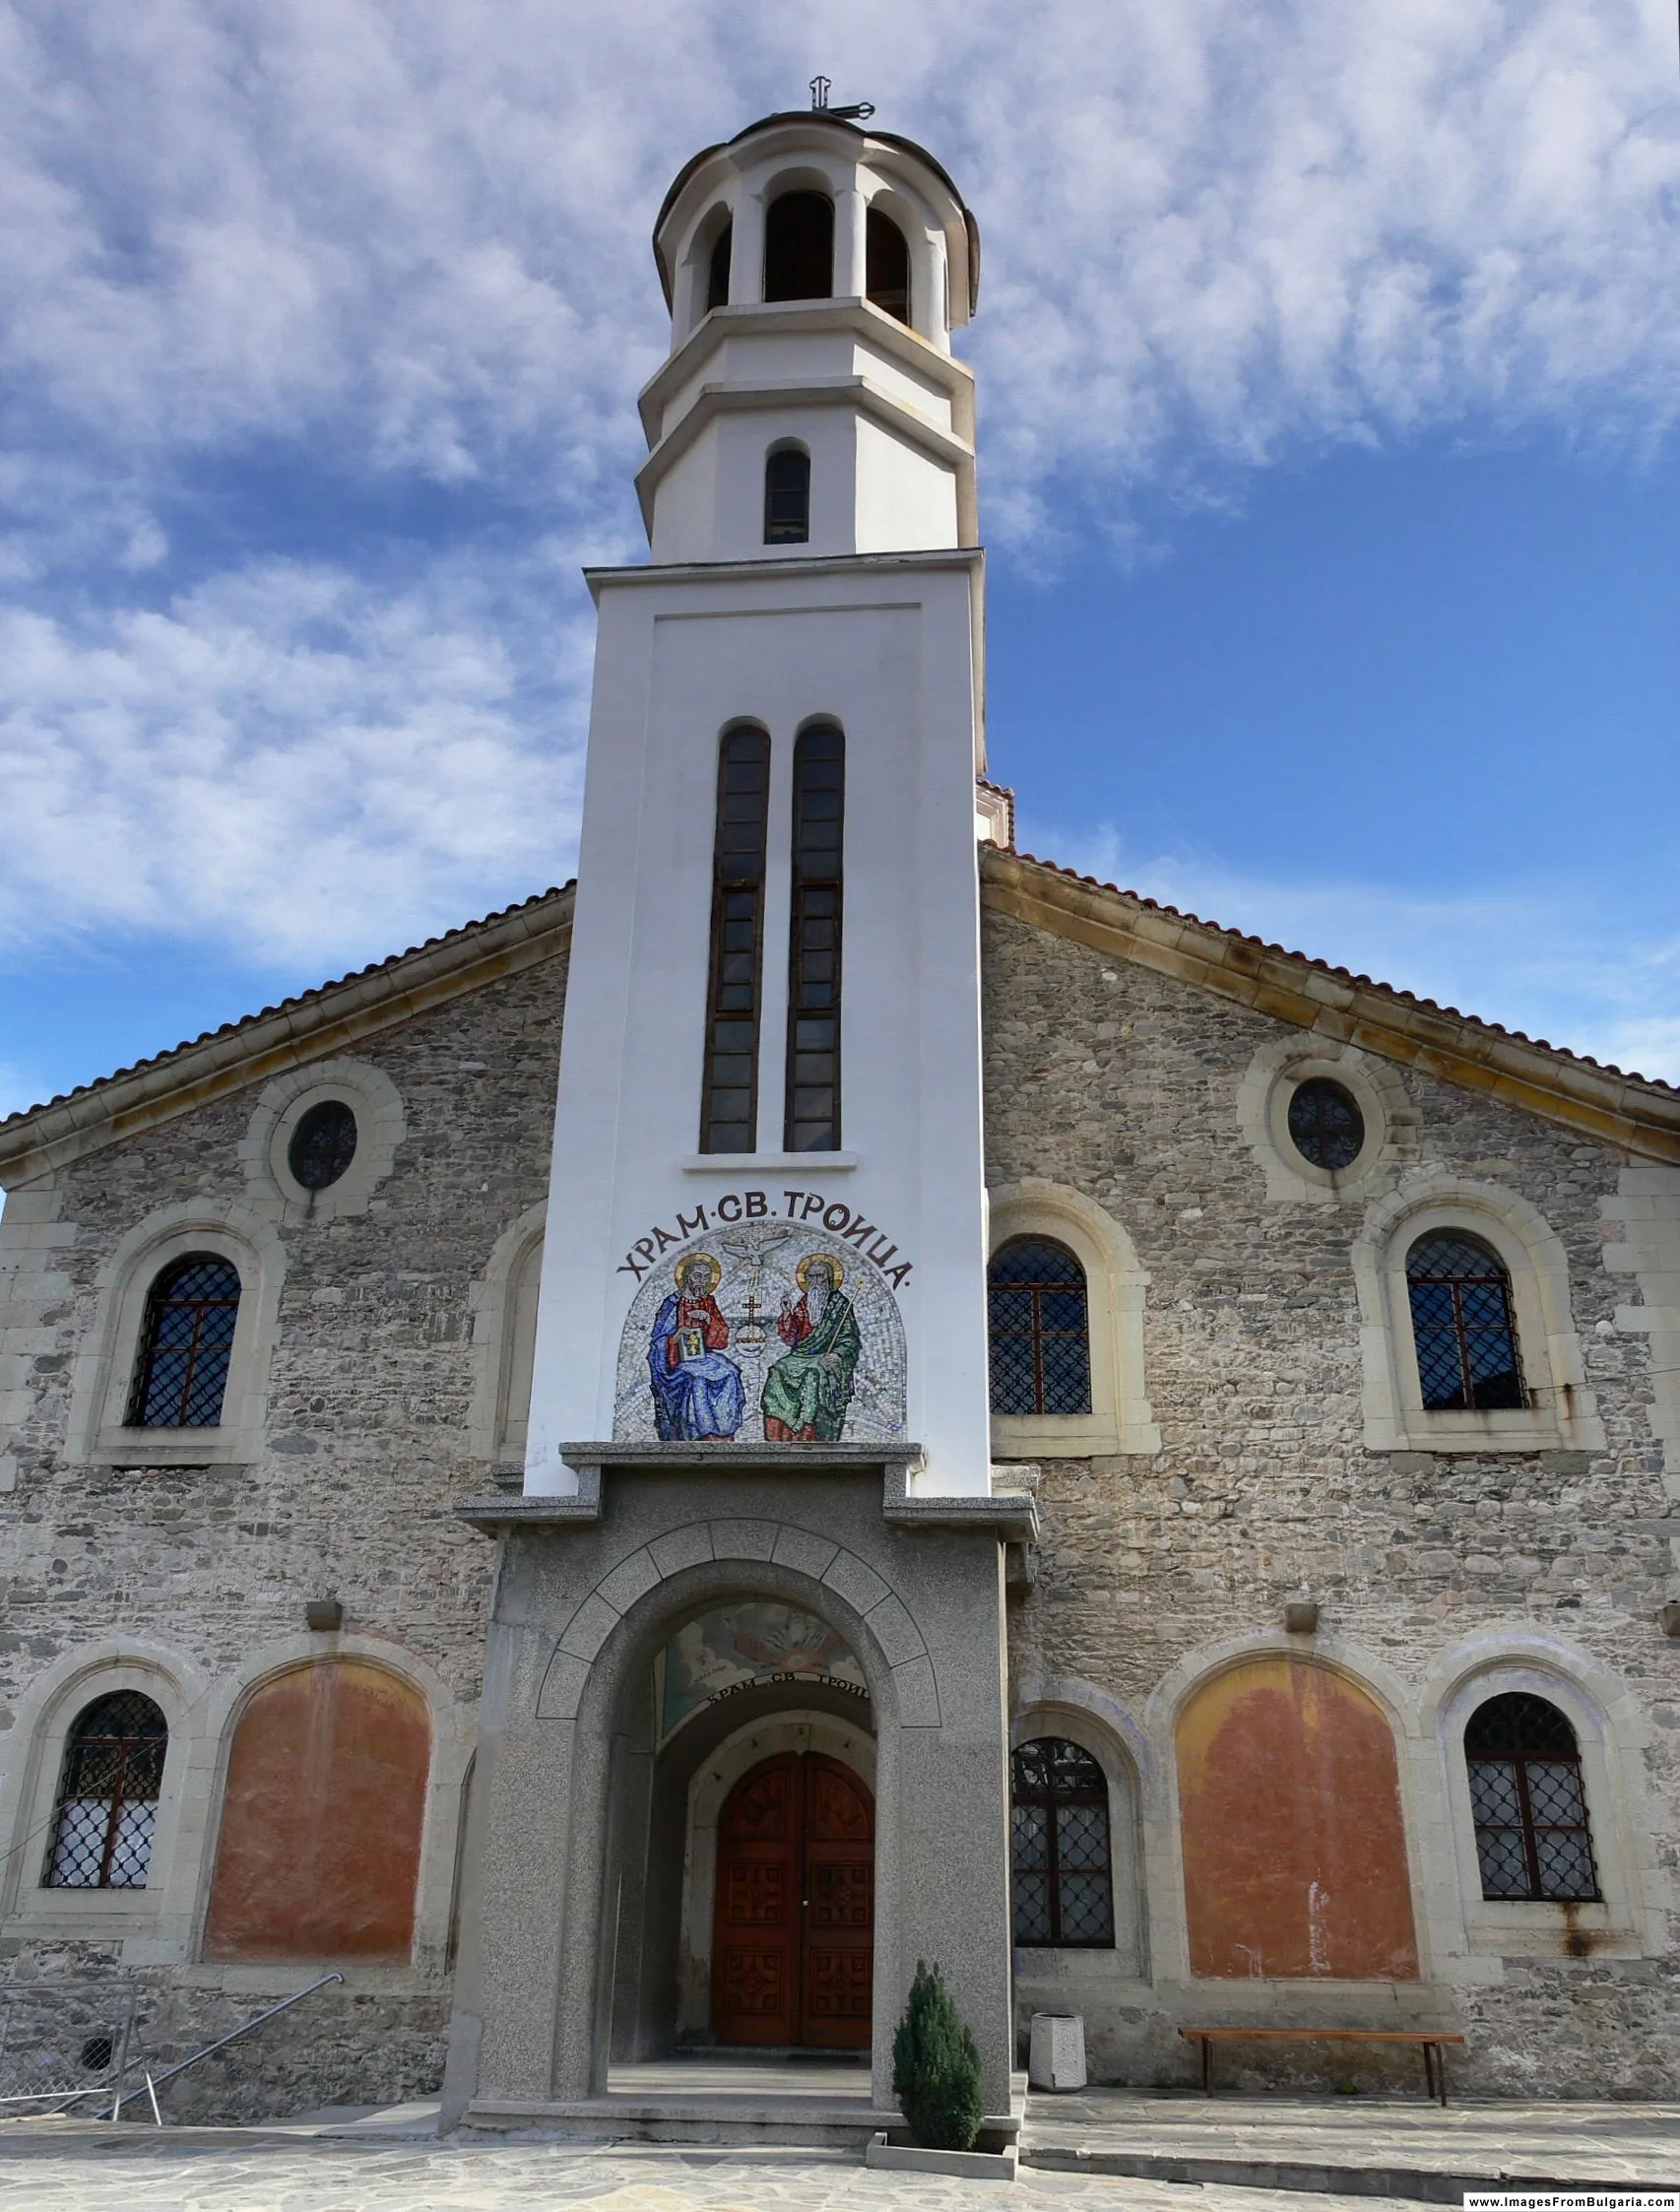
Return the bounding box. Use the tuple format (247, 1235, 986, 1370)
(706, 220, 733, 312)
(989, 1238, 1092, 1416)
(126, 1255, 241, 1428)
(288, 1098, 357, 1191)
(1287, 1076, 1364, 1169)
(1405, 1230, 1525, 1412)
(699, 727, 771, 1152)
(866, 208, 910, 322)
(764, 448, 810, 545)
(45, 1691, 168, 1889)
(1010, 1737, 1114, 1947)
(784, 723, 843, 1149)
(1464, 1692, 1598, 1902)
(763, 191, 834, 301)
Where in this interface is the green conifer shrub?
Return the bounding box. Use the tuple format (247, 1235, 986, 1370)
(890, 1958, 985, 2152)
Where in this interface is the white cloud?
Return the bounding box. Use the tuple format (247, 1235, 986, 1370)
(0, 0, 1673, 1009)
(0, 548, 593, 965)
(1019, 814, 1680, 1086)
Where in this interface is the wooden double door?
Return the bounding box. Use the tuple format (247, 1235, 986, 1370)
(712, 1750, 873, 2049)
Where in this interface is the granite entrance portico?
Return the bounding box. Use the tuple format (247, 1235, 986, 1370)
(442, 1446, 1034, 2139)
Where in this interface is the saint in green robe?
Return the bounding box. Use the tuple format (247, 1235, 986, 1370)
(761, 1288, 862, 1442)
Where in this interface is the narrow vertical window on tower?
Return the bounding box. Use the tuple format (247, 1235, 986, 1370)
(785, 723, 844, 1150)
(706, 219, 733, 312)
(700, 727, 771, 1153)
(865, 208, 911, 323)
(763, 190, 834, 300)
(764, 446, 810, 544)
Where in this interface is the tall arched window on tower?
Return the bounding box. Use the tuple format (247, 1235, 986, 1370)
(126, 1255, 241, 1427)
(764, 446, 809, 544)
(706, 219, 733, 312)
(763, 190, 834, 301)
(46, 1691, 168, 1888)
(785, 723, 844, 1150)
(1405, 1230, 1525, 1411)
(989, 1239, 1092, 1414)
(1464, 1692, 1598, 1901)
(699, 726, 771, 1152)
(866, 208, 911, 322)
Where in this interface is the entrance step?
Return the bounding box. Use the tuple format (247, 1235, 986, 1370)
(464, 2094, 902, 2147)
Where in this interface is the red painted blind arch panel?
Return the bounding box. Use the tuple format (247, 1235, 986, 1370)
(203, 1659, 430, 1962)
(1176, 1657, 1418, 1982)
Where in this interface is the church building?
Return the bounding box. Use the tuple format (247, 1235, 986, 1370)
(2, 103, 1679, 2131)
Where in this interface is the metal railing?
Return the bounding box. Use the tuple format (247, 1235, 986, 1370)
(0, 1971, 344, 2124)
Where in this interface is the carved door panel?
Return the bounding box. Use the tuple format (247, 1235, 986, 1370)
(801, 1755, 873, 2049)
(712, 1751, 873, 2049)
(712, 1752, 800, 2046)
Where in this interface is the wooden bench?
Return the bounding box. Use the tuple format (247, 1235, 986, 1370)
(1179, 2027, 1466, 2106)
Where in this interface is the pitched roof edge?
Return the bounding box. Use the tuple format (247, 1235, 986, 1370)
(982, 848, 1680, 1167)
(0, 883, 576, 1187)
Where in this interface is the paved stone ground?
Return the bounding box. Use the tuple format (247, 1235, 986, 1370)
(1021, 2091, 1680, 2186)
(0, 2123, 1416, 2212)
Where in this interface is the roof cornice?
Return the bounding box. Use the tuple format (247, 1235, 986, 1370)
(0, 885, 575, 1189)
(981, 848, 1680, 1166)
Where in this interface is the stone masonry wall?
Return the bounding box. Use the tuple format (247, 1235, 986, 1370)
(982, 905, 1679, 2097)
(0, 943, 566, 2120)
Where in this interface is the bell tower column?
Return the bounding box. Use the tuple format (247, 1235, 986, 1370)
(450, 104, 1025, 2143)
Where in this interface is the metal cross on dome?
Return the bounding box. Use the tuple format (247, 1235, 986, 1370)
(809, 76, 874, 120)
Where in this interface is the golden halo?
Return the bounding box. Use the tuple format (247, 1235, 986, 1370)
(795, 1251, 845, 1292)
(675, 1252, 720, 1293)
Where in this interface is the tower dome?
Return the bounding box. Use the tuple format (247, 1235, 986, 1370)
(635, 106, 981, 563)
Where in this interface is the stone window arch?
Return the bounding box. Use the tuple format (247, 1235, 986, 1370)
(1353, 1177, 1604, 1454)
(1235, 1035, 1416, 1204)
(203, 1659, 432, 1963)
(1428, 1648, 1656, 1962)
(1175, 1655, 1419, 1982)
(0, 1646, 203, 1937)
(64, 1200, 285, 1468)
(1464, 1691, 1597, 1901)
(988, 1181, 1159, 1459)
(468, 1204, 546, 1477)
(239, 1057, 406, 1227)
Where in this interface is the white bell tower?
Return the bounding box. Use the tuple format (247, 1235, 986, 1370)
(524, 100, 993, 1495)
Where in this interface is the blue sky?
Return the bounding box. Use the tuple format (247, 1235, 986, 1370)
(0, 0, 1676, 1118)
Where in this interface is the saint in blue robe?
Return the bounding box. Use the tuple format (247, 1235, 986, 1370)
(647, 1290, 744, 1441)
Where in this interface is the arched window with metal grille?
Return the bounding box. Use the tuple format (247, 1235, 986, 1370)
(1405, 1230, 1525, 1412)
(45, 1691, 168, 1889)
(1464, 1692, 1598, 1902)
(1010, 1737, 1114, 1947)
(988, 1238, 1092, 1416)
(126, 1255, 242, 1428)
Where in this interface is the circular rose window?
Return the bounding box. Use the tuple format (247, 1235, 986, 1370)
(1286, 1077, 1364, 1170)
(288, 1099, 358, 1191)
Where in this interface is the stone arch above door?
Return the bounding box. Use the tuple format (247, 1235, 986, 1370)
(535, 1517, 938, 1729)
